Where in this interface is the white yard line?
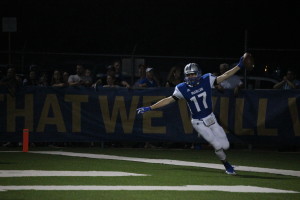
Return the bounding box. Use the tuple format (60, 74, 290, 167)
(0, 185, 298, 193)
(0, 170, 147, 177)
(31, 151, 300, 177)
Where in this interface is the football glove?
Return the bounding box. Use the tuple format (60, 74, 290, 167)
(136, 106, 152, 114)
(237, 56, 245, 69)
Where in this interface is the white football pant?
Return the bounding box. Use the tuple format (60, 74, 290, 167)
(191, 113, 229, 160)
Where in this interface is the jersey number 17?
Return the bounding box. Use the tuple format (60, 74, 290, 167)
(190, 92, 208, 112)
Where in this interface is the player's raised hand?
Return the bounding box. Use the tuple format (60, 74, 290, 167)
(136, 106, 151, 114)
(237, 56, 245, 69)
(237, 53, 254, 71)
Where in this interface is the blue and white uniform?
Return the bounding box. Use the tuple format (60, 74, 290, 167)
(173, 73, 229, 153)
(173, 73, 214, 119)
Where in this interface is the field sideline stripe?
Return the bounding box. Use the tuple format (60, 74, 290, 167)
(0, 170, 147, 177)
(29, 151, 300, 177)
(0, 185, 298, 193)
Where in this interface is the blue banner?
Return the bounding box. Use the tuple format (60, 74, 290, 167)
(0, 86, 299, 145)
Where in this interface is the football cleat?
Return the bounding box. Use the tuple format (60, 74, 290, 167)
(224, 162, 237, 175)
(225, 167, 237, 175)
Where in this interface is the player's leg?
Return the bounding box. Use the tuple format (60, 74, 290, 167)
(191, 119, 223, 150)
(192, 120, 235, 174)
(191, 119, 236, 175)
(210, 122, 236, 175)
(210, 122, 229, 150)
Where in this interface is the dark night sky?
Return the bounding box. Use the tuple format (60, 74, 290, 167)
(1, 0, 300, 74)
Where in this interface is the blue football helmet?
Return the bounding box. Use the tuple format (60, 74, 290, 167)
(184, 63, 202, 86)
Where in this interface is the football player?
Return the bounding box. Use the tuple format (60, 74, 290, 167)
(137, 55, 246, 175)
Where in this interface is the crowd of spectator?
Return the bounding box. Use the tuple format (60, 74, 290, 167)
(0, 60, 299, 98)
(0, 61, 173, 97)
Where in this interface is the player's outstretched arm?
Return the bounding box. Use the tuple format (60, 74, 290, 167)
(216, 56, 244, 84)
(136, 96, 176, 114)
(150, 96, 176, 110)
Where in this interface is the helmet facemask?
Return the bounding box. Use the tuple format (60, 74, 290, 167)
(184, 63, 202, 87)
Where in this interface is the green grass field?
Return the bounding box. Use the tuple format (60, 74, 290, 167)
(0, 147, 300, 200)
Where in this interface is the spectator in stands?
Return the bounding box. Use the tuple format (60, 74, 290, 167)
(23, 70, 39, 86)
(273, 69, 300, 89)
(112, 60, 131, 83)
(165, 65, 183, 87)
(51, 70, 67, 87)
(84, 68, 94, 87)
(15, 74, 24, 85)
(62, 71, 69, 85)
(38, 72, 49, 86)
(103, 65, 118, 84)
(68, 64, 92, 87)
(103, 75, 120, 88)
(114, 61, 131, 88)
(133, 64, 147, 88)
(104, 65, 130, 88)
(0, 67, 20, 97)
(112, 60, 122, 78)
(215, 63, 243, 96)
(85, 68, 93, 79)
(137, 67, 160, 87)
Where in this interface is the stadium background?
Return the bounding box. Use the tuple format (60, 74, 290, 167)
(0, 2, 300, 199)
(0, 1, 300, 77)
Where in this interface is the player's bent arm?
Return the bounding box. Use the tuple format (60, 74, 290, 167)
(216, 66, 241, 84)
(150, 96, 176, 110)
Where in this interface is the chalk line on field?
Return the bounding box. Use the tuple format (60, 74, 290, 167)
(0, 185, 298, 193)
(0, 170, 147, 177)
(30, 151, 300, 177)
